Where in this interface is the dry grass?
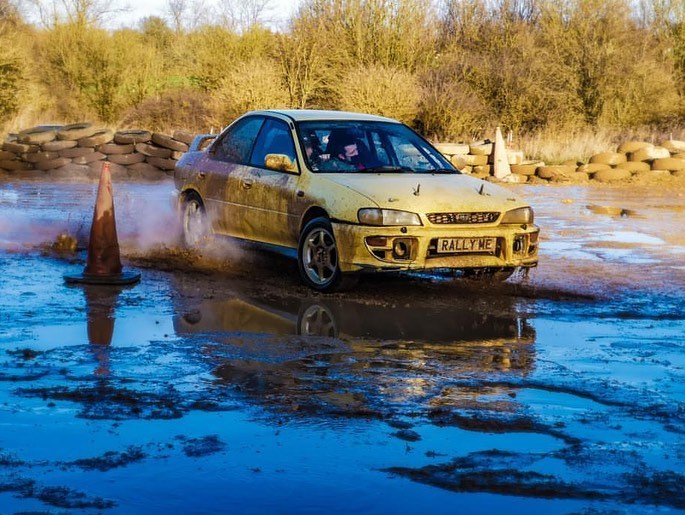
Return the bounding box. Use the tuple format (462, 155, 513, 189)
(517, 126, 685, 164)
(518, 127, 619, 164)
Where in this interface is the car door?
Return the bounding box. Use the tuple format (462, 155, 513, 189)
(233, 117, 302, 248)
(198, 116, 264, 236)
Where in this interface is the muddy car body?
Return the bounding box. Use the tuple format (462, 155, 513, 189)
(174, 110, 539, 291)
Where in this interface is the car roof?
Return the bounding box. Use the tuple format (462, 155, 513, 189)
(250, 109, 400, 124)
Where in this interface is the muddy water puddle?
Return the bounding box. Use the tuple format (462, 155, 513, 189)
(1, 180, 684, 513)
(529, 185, 685, 293)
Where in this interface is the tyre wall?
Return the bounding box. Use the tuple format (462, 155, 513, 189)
(3, 123, 684, 185)
(0, 123, 199, 181)
(435, 137, 685, 184)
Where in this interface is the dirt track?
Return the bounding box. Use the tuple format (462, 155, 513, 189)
(0, 178, 684, 513)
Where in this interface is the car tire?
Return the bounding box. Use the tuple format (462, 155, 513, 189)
(56, 123, 98, 141)
(78, 129, 114, 148)
(298, 217, 357, 292)
(114, 130, 152, 145)
(181, 193, 212, 248)
(151, 132, 189, 152)
(17, 126, 61, 145)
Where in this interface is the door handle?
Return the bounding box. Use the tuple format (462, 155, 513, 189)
(198, 172, 206, 179)
(241, 178, 254, 189)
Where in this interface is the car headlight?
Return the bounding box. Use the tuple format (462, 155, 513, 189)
(501, 207, 534, 224)
(358, 208, 422, 226)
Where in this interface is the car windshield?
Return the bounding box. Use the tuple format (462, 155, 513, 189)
(296, 120, 457, 174)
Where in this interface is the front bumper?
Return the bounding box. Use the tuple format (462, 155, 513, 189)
(333, 222, 539, 273)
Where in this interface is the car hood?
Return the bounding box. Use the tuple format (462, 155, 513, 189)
(321, 173, 527, 213)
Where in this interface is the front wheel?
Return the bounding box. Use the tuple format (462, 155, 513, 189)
(181, 193, 211, 248)
(297, 217, 357, 292)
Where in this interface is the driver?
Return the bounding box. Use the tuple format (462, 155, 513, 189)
(321, 130, 365, 171)
(338, 141, 362, 168)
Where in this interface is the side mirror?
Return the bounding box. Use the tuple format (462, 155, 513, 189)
(265, 153, 298, 173)
(190, 134, 217, 152)
(197, 135, 216, 151)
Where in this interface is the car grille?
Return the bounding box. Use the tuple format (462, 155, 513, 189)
(426, 212, 500, 224)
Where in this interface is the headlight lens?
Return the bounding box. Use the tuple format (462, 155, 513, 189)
(358, 208, 422, 226)
(501, 207, 534, 224)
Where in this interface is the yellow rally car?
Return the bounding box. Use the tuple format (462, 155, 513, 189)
(174, 110, 539, 292)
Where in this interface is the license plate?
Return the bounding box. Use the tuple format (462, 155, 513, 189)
(437, 237, 496, 253)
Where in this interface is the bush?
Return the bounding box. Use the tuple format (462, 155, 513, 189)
(212, 59, 291, 122)
(184, 26, 241, 92)
(294, 0, 438, 71)
(120, 89, 216, 133)
(276, 29, 331, 109)
(415, 64, 488, 141)
(37, 24, 122, 122)
(334, 64, 420, 124)
(539, 0, 680, 127)
(0, 4, 27, 124)
(0, 55, 22, 122)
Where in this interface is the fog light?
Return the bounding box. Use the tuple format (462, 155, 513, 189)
(391, 238, 416, 260)
(513, 236, 525, 253)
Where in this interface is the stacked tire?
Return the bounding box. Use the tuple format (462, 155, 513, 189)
(436, 133, 685, 184)
(576, 140, 685, 183)
(1, 123, 193, 180)
(435, 139, 534, 183)
(531, 140, 685, 184)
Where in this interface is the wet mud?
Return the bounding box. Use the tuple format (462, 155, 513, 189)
(1, 179, 684, 512)
(386, 451, 685, 508)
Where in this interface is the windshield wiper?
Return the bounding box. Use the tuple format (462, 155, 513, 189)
(430, 168, 459, 174)
(362, 165, 414, 173)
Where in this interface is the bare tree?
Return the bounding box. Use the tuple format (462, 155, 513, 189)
(166, 0, 209, 32)
(276, 29, 328, 108)
(0, 0, 18, 20)
(0, 0, 21, 34)
(167, 0, 187, 32)
(23, 0, 124, 27)
(216, 0, 273, 32)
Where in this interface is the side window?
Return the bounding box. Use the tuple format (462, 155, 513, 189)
(249, 118, 296, 168)
(212, 116, 264, 163)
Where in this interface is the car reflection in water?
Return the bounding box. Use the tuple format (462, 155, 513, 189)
(173, 284, 536, 418)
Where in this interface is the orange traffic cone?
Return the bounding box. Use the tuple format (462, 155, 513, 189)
(64, 162, 141, 285)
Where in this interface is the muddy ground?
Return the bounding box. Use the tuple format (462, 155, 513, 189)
(0, 176, 684, 513)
